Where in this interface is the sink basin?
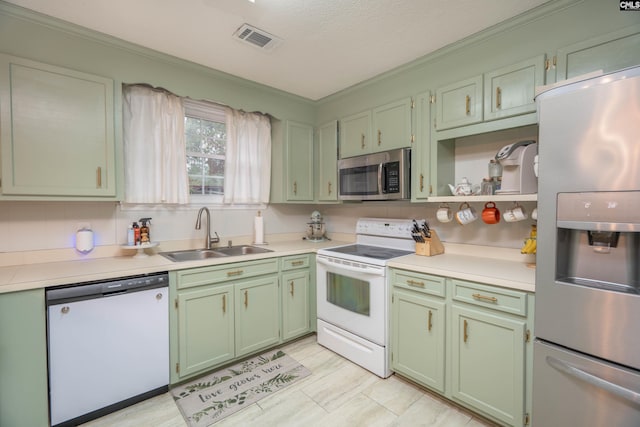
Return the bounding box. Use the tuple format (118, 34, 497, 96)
(159, 249, 227, 262)
(159, 245, 272, 262)
(212, 245, 273, 256)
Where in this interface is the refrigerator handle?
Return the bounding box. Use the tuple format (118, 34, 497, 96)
(547, 356, 640, 406)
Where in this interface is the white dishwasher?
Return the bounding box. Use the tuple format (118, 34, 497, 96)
(46, 272, 169, 427)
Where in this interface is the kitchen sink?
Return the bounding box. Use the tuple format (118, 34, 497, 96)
(159, 245, 272, 262)
(212, 245, 273, 256)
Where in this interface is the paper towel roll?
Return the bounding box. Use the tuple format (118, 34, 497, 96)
(76, 229, 94, 253)
(254, 212, 264, 244)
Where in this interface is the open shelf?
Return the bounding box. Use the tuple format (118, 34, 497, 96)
(427, 194, 537, 203)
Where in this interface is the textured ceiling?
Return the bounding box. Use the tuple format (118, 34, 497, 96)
(5, 0, 549, 100)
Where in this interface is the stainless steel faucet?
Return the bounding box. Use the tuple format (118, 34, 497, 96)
(195, 207, 220, 249)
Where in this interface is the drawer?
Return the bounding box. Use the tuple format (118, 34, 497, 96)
(281, 254, 311, 271)
(391, 269, 446, 298)
(452, 279, 527, 316)
(177, 258, 279, 289)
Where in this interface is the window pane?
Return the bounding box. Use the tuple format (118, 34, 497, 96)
(184, 111, 226, 196)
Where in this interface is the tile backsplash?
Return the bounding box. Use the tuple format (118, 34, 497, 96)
(0, 201, 536, 254)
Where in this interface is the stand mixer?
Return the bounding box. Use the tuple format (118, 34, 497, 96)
(306, 211, 328, 242)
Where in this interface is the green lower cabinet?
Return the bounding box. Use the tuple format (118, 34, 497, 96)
(281, 269, 310, 341)
(451, 304, 526, 427)
(235, 275, 280, 357)
(177, 284, 235, 379)
(391, 289, 446, 393)
(0, 289, 49, 427)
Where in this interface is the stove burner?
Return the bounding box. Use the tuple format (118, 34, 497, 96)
(325, 244, 412, 260)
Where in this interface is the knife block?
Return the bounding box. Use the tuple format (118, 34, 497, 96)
(415, 229, 445, 257)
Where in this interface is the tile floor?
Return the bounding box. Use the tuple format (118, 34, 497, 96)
(83, 335, 497, 427)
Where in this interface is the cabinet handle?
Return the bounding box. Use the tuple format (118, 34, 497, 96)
(361, 133, 365, 149)
(222, 294, 226, 314)
(496, 87, 502, 109)
(378, 129, 382, 146)
(290, 281, 294, 297)
(96, 167, 102, 188)
(420, 174, 424, 192)
(472, 293, 498, 303)
(464, 319, 469, 343)
(292, 260, 304, 266)
(465, 95, 471, 115)
(428, 310, 433, 331)
(244, 290, 248, 308)
(407, 279, 425, 288)
(293, 181, 297, 195)
(227, 269, 243, 277)
(328, 181, 332, 195)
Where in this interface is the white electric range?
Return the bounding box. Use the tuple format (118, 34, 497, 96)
(316, 218, 415, 378)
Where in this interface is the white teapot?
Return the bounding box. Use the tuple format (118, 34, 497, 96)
(448, 177, 477, 196)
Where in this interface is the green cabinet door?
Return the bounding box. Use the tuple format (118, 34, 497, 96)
(391, 289, 446, 393)
(285, 121, 314, 201)
(556, 24, 640, 81)
(281, 269, 310, 341)
(412, 92, 431, 200)
(0, 289, 49, 427)
(340, 110, 371, 158)
(483, 55, 545, 121)
(235, 275, 280, 357)
(435, 75, 483, 130)
(0, 54, 116, 198)
(317, 120, 338, 202)
(451, 304, 526, 427)
(372, 97, 413, 152)
(177, 284, 235, 379)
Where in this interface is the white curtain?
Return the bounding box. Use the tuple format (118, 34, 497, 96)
(123, 85, 190, 204)
(223, 107, 272, 204)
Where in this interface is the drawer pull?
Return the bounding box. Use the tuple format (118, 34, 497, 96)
(244, 290, 248, 308)
(428, 310, 433, 331)
(378, 129, 382, 146)
(464, 319, 469, 343)
(465, 95, 471, 115)
(407, 279, 425, 288)
(96, 167, 102, 188)
(291, 260, 304, 266)
(472, 293, 498, 303)
(227, 270, 243, 277)
(496, 86, 502, 109)
(420, 173, 424, 192)
(290, 281, 295, 297)
(328, 181, 332, 195)
(361, 133, 365, 149)
(222, 294, 226, 314)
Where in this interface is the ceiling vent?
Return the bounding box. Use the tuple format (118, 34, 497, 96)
(233, 24, 283, 51)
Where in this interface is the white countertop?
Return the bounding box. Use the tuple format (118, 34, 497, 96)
(0, 238, 535, 294)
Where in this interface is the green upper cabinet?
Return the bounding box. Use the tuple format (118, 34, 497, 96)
(412, 91, 432, 200)
(372, 97, 413, 152)
(556, 24, 640, 81)
(317, 120, 338, 202)
(483, 55, 545, 122)
(339, 110, 371, 158)
(435, 75, 483, 130)
(0, 54, 116, 198)
(285, 120, 314, 201)
(234, 274, 280, 357)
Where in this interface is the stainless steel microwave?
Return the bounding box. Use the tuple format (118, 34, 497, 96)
(338, 148, 411, 201)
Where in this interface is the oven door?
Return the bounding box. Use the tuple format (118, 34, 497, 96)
(316, 255, 387, 345)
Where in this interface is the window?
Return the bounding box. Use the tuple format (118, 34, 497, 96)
(184, 99, 226, 197)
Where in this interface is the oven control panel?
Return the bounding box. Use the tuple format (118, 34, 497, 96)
(355, 218, 413, 238)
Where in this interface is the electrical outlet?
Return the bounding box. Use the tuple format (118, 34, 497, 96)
(76, 222, 91, 231)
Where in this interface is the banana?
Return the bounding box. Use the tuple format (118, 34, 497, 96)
(521, 238, 534, 254)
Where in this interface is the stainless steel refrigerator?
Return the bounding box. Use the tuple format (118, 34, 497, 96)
(533, 66, 640, 426)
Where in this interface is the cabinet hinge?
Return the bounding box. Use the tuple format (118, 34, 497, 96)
(524, 412, 530, 425)
(410, 134, 415, 143)
(429, 94, 436, 104)
(525, 329, 531, 343)
(176, 362, 180, 373)
(410, 98, 415, 109)
(175, 298, 178, 309)
(429, 185, 433, 195)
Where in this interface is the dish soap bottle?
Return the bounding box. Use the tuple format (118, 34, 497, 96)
(139, 218, 152, 244)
